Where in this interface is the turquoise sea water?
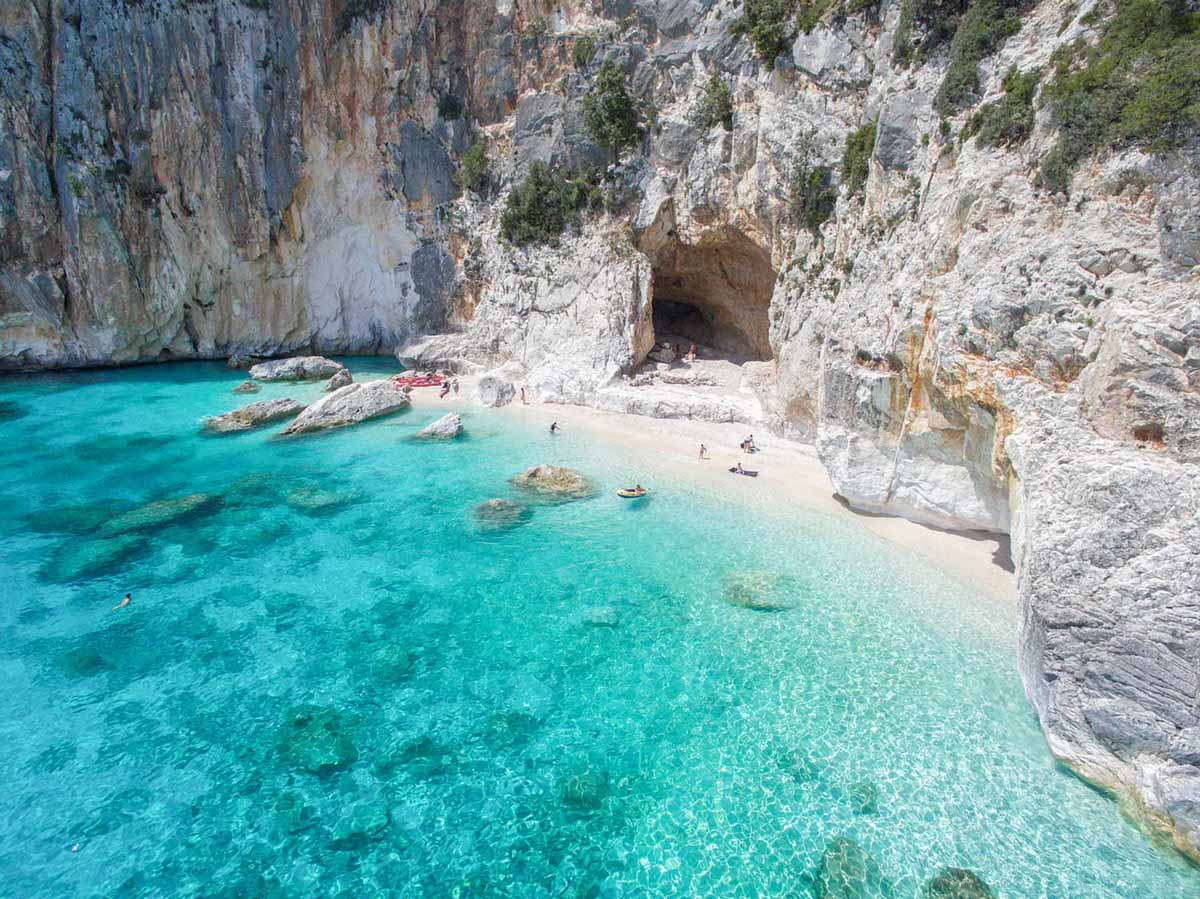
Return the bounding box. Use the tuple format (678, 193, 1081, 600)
(0, 360, 1196, 898)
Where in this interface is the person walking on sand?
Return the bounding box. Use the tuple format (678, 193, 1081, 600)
(113, 593, 131, 611)
(521, 385, 527, 404)
(699, 443, 709, 459)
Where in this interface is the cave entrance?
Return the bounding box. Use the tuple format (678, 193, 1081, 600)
(648, 229, 775, 362)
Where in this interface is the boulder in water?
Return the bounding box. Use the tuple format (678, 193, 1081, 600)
(922, 868, 995, 899)
(472, 498, 531, 531)
(100, 493, 222, 536)
(324, 368, 353, 392)
(232, 380, 260, 394)
(415, 412, 463, 439)
(473, 369, 516, 407)
(814, 836, 895, 899)
(44, 535, 150, 582)
(276, 705, 358, 774)
(722, 571, 796, 612)
(509, 464, 595, 501)
(226, 353, 255, 369)
(280, 380, 410, 435)
(250, 356, 346, 382)
(203, 398, 306, 434)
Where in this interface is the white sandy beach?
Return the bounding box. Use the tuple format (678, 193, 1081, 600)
(403, 376, 1016, 603)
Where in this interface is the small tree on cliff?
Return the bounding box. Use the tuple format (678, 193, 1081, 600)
(583, 61, 644, 162)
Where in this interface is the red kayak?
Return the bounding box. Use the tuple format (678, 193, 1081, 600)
(393, 374, 445, 388)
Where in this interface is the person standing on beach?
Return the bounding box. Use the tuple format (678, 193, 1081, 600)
(521, 386, 528, 404)
(699, 444, 708, 459)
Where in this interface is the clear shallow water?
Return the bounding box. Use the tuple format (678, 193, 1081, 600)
(0, 361, 1195, 899)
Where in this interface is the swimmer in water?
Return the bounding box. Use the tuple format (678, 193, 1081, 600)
(113, 593, 131, 611)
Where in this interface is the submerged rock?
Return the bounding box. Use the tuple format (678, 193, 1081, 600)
(0, 400, 28, 422)
(276, 705, 357, 774)
(370, 645, 418, 683)
(846, 780, 879, 816)
(249, 356, 346, 382)
(232, 380, 260, 394)
(286, 485, 356, 514)
(815, 836, 894, 899)
(45, 535, 150, 582)
(922, 868, 995, 899)
(324, 368, 353, 392)
(331, 799, 390, 847)
(280, 380, 410, 435)
(415, 412, 463, 439)
(722, 571, 797, 612)
(472, 498, 531, 530)
(203, 398, 306, 433)
(27, 500, 125, 536)
(559, 766, 610, 810)
(100, 493, 222, 536)
(580, 606, 620, 628)
(509, 464, 595, 501)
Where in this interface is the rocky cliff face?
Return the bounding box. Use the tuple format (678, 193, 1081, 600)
(3, 0, 1199, 860)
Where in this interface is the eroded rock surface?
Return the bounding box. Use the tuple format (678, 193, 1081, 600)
(250, 357, 346, 382)
(415, 413, 463, 439)
(281, 380, 410, 436)
(509, 465, 596, 501)
(204, 399, 306, 434)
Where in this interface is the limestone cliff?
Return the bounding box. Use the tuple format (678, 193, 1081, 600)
(3, 0, 1199, 860)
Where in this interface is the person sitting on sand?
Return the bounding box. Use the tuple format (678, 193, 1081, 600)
(686, 343, 697, 362)
(733, 462, 744, 474)
(113, 593, 131, 611)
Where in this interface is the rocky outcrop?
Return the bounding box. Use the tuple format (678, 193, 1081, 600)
(415, 412, 463, 439)
(203, 398, 307, 434)
(232, 380, 260, 395)
(472, 498, 531, 531)
(281, 380, 410, 435)
(323, 368, 353, 392)
(250, 357, 346, 382)
(509, 464, 595, 501)
(473, 368, 517, 408)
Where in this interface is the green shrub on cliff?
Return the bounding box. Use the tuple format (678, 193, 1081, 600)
(456, 142, 490, 195)
(731, 0, 795, 61)
(789, 162, 838, 234)
(893, 0, 970, 67)
(696, 73, 734, 132)
(841, 120, 877, 198)
(572, 35, 597, 69)
(1039, 0, 1200, 193)
(499, 163, 605, 246)
(933, 0, 1029, 116)
(583, 62, 644, 161)
(964, 66, 1040, 147)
